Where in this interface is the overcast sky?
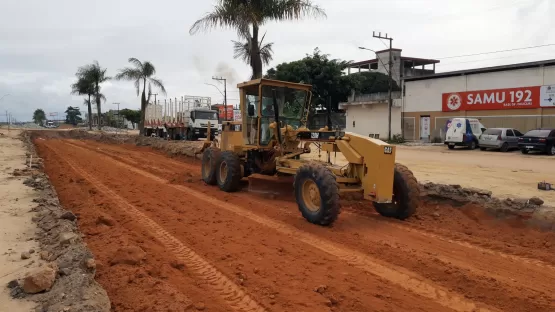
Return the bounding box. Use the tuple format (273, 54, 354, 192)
(0, 0, 552, 121)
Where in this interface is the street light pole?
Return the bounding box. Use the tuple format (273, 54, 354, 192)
(0, 94, 10, 103)
(372, 31, 394, 141)
(359, 39, 394, 141)
(212, 77, 228, 121)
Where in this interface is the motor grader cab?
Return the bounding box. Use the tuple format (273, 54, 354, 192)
(199, 78, 419, 226)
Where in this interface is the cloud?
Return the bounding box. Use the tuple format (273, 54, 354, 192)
(1, 0, 554, 121)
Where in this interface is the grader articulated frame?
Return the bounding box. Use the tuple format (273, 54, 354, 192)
(198, 78, 419, 226)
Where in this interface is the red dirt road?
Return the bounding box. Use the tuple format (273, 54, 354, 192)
(34, 137, 555, 312)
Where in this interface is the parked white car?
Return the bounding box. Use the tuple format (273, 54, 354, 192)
(479, 128, 523, 152)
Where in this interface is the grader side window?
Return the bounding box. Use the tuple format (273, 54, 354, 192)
(244, 93, 259, 145)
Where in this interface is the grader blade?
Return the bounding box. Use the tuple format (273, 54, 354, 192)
(247, 174, 294, 199)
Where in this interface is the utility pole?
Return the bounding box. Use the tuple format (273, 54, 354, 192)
(373, 31, 394, 141)
(212, 76, 228, 121)
(113, 103, 120, 133)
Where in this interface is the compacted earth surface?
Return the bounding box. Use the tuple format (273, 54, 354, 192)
(26, 130, 555, 312)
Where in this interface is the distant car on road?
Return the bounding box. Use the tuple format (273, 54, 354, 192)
(518, 128, 555, 155)
(479, 128, 523, 152)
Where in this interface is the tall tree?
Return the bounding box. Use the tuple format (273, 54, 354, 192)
(189, 0, 326, 79)
(70, 75, 95, 130)
(76, 61, 110, 130)
(231, 32, 274, 79)
(265, 48, 399, 111)
(32, 109, 46, 126)
(65, 106, 83, 126)
(114, 58, 167, 135)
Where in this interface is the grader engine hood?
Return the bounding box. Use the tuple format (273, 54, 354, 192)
(335, 132, 396, 202)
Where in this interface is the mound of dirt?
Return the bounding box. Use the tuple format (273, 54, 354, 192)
(13, 131, 111, 312)
(421, 182, 555, 231)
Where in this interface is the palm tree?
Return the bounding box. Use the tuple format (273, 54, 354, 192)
(189, 0, 326, 79)
(114, 58, 167, 135)
(71, 76, 95, 130)
(231, 32, 274, 79)
(76, 61, 111, 130)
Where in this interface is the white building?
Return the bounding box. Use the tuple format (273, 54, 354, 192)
(340, 48, 439, 140)
(402, 60, 555, 141)
(341, 49, 555, 142)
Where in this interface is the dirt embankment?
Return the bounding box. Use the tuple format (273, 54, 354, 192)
(7, 132, 111, 312)
(29, 133, 555, 312)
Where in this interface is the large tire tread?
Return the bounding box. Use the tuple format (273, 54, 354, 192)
(216, 151, 242, 192)
(294, 163, 340, 226)
(374, 163, 419, 220)
(202, 147, 221, 185)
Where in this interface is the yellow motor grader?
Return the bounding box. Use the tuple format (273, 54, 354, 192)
(199, 78, 419, 226)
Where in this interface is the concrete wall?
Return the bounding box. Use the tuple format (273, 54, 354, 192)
(345, 103, 402, 140)
(376, 50, 402, 84)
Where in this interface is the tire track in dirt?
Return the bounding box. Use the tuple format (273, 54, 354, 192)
(43, 143, 267, 312)
(63, 141, 496, 312)
(70, 140, 555, 272)
(65, 140, 555, 306)
(245, 195, 555, 272)
(67, 141, 554, 261)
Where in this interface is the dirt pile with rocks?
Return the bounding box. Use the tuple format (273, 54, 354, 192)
(421, 183, 555, 230)
(8, 131, 111, 312)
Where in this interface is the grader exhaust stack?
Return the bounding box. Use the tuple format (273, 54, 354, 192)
(199, 78, 419, 226)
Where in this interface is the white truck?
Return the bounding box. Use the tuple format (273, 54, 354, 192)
(182, 106, 219, 141)
(144, 95, 219, 140)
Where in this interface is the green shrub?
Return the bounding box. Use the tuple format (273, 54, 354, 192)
(387, 134, 405, 144)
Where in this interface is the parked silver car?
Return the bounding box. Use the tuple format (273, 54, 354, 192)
(479, 128, 523, 152)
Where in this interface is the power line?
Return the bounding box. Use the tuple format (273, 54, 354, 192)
(436, 53, 530, 67)
(436, 43, 555, 60)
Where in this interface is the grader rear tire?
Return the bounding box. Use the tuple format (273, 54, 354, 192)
(373, 163, 419, 220)
(201, 147, 221, 185)
(216, 151, 242, 192)
(294, 163, 340, 226)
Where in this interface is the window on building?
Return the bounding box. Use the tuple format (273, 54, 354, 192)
(353, 120, 355, 128)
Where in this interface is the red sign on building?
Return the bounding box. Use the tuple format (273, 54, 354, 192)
(442, 86, 542, 112)
(218, 105, 234, 120)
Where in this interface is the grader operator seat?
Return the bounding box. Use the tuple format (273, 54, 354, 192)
(199, 78, 419, 227)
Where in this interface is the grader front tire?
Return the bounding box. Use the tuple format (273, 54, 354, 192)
(201, 147, 221, 185)
(216, 151, 242, 192)
(374, 163, 419, 220)
(294, 163, 340, 226)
